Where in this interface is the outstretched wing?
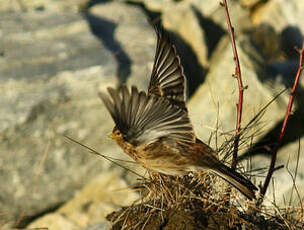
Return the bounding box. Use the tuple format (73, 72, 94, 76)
(148, 28, 187, 109)
(99, 85, 194, 146)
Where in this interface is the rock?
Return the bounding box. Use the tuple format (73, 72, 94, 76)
(27, 214, 78, 230)
(102, 0, 210, 95)
(80, 222, 112, 230)
(252, 0, 304, 75)
(127, 0, 251, 95)
(191, 0, 252, 35)
(0, 1, 153, 225)
(188, 34, 289, 152)
(158, 2, 210, 95)
(249, 23, 281, 62)
(251, 136, 304, 206)
(58, 172, 139, 227)
(250, 0, 304, 77)
(160, 1, 209, 67)
(88, 2, 156, 91)
(252, 0, 304, 34)
(275, 136, 304, 206)
(28, 171, 137, 229)
(240, 0, 263, 8)
(280, 26, 303, 59)
(0, 0, 82, 12)
(247, 0, 304, 161)
(140, 0, 219, 19)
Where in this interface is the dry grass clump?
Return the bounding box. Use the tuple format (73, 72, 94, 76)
(106, 171, 303, 229)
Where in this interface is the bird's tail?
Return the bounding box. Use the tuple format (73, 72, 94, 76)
(210, 163, 258, 200)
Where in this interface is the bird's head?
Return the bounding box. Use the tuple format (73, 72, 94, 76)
(109, 126, 124, 142)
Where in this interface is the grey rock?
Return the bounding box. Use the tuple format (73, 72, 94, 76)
(251, 136, 304, 206)
(240, 0, 263, 8)
(276, 137, 304, 207)
(192, 0, 252, 34)
(153, 1, 209, 67)
(139, 0, 252, 34)
(0, 1, 152, 224)
(27, 213, 78, 230)
(88, 2, 156, 91)
(80, 222, 112, 230)
(124, 0, 251, 95)
(252, 0, 304, 35)
(0, 0, 82, 12)
(188, 34, 289, 150)
(28, 171, 137, 229)
(249, 23, 281, 62)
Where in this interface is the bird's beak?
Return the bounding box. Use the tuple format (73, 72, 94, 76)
(109, 132, 115, 139)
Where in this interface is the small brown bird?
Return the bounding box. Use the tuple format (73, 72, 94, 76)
(99, 28, 258, 200)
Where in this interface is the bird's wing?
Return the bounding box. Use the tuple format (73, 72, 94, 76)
(148, 28, 187, 109)
(99, 85, 195, 146)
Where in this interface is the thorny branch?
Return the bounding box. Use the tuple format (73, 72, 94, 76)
(257, 43, 304, 207)
(220, 0, 245, 170)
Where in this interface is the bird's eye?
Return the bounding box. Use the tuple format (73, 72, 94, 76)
(116, 130, 121, 136)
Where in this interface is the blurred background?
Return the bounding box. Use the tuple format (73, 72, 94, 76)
(0, 0, 303, 229)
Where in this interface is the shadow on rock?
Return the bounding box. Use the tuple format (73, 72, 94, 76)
(192, 5, 226, 59)
(262, 26, 303, 86)
(79, 0, 111, 10)
(126, 1, 206, 97)
(241, 25, 304, 160)
(81, 11, 132, 84)
(167, 30, 207, 97)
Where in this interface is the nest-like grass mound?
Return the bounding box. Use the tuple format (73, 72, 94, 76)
(106, 172, 303, 229)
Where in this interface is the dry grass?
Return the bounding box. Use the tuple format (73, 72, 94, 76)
(106, 168, 303, 229)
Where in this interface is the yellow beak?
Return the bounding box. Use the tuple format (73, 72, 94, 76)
(109, 132, 115, 139)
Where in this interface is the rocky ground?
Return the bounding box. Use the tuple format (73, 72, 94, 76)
(0, 0, 303, 229)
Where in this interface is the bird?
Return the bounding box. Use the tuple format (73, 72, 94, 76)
(99, 27, 258, 200)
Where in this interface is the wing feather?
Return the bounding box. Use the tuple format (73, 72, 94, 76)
(148, 28, 187, 109)
(99, 85, 195, 146)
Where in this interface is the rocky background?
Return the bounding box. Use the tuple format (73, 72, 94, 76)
(0, 0, 303, 229)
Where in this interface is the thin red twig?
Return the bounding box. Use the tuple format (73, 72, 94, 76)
(221, 0, 245, 170)
(257, 43, 304, 206)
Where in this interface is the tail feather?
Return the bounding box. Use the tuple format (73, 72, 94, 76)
(211, 163, 258, 200)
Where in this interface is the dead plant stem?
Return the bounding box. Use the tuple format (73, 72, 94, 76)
(257, 43, 304, 206)
(221, 0, 245, 170)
